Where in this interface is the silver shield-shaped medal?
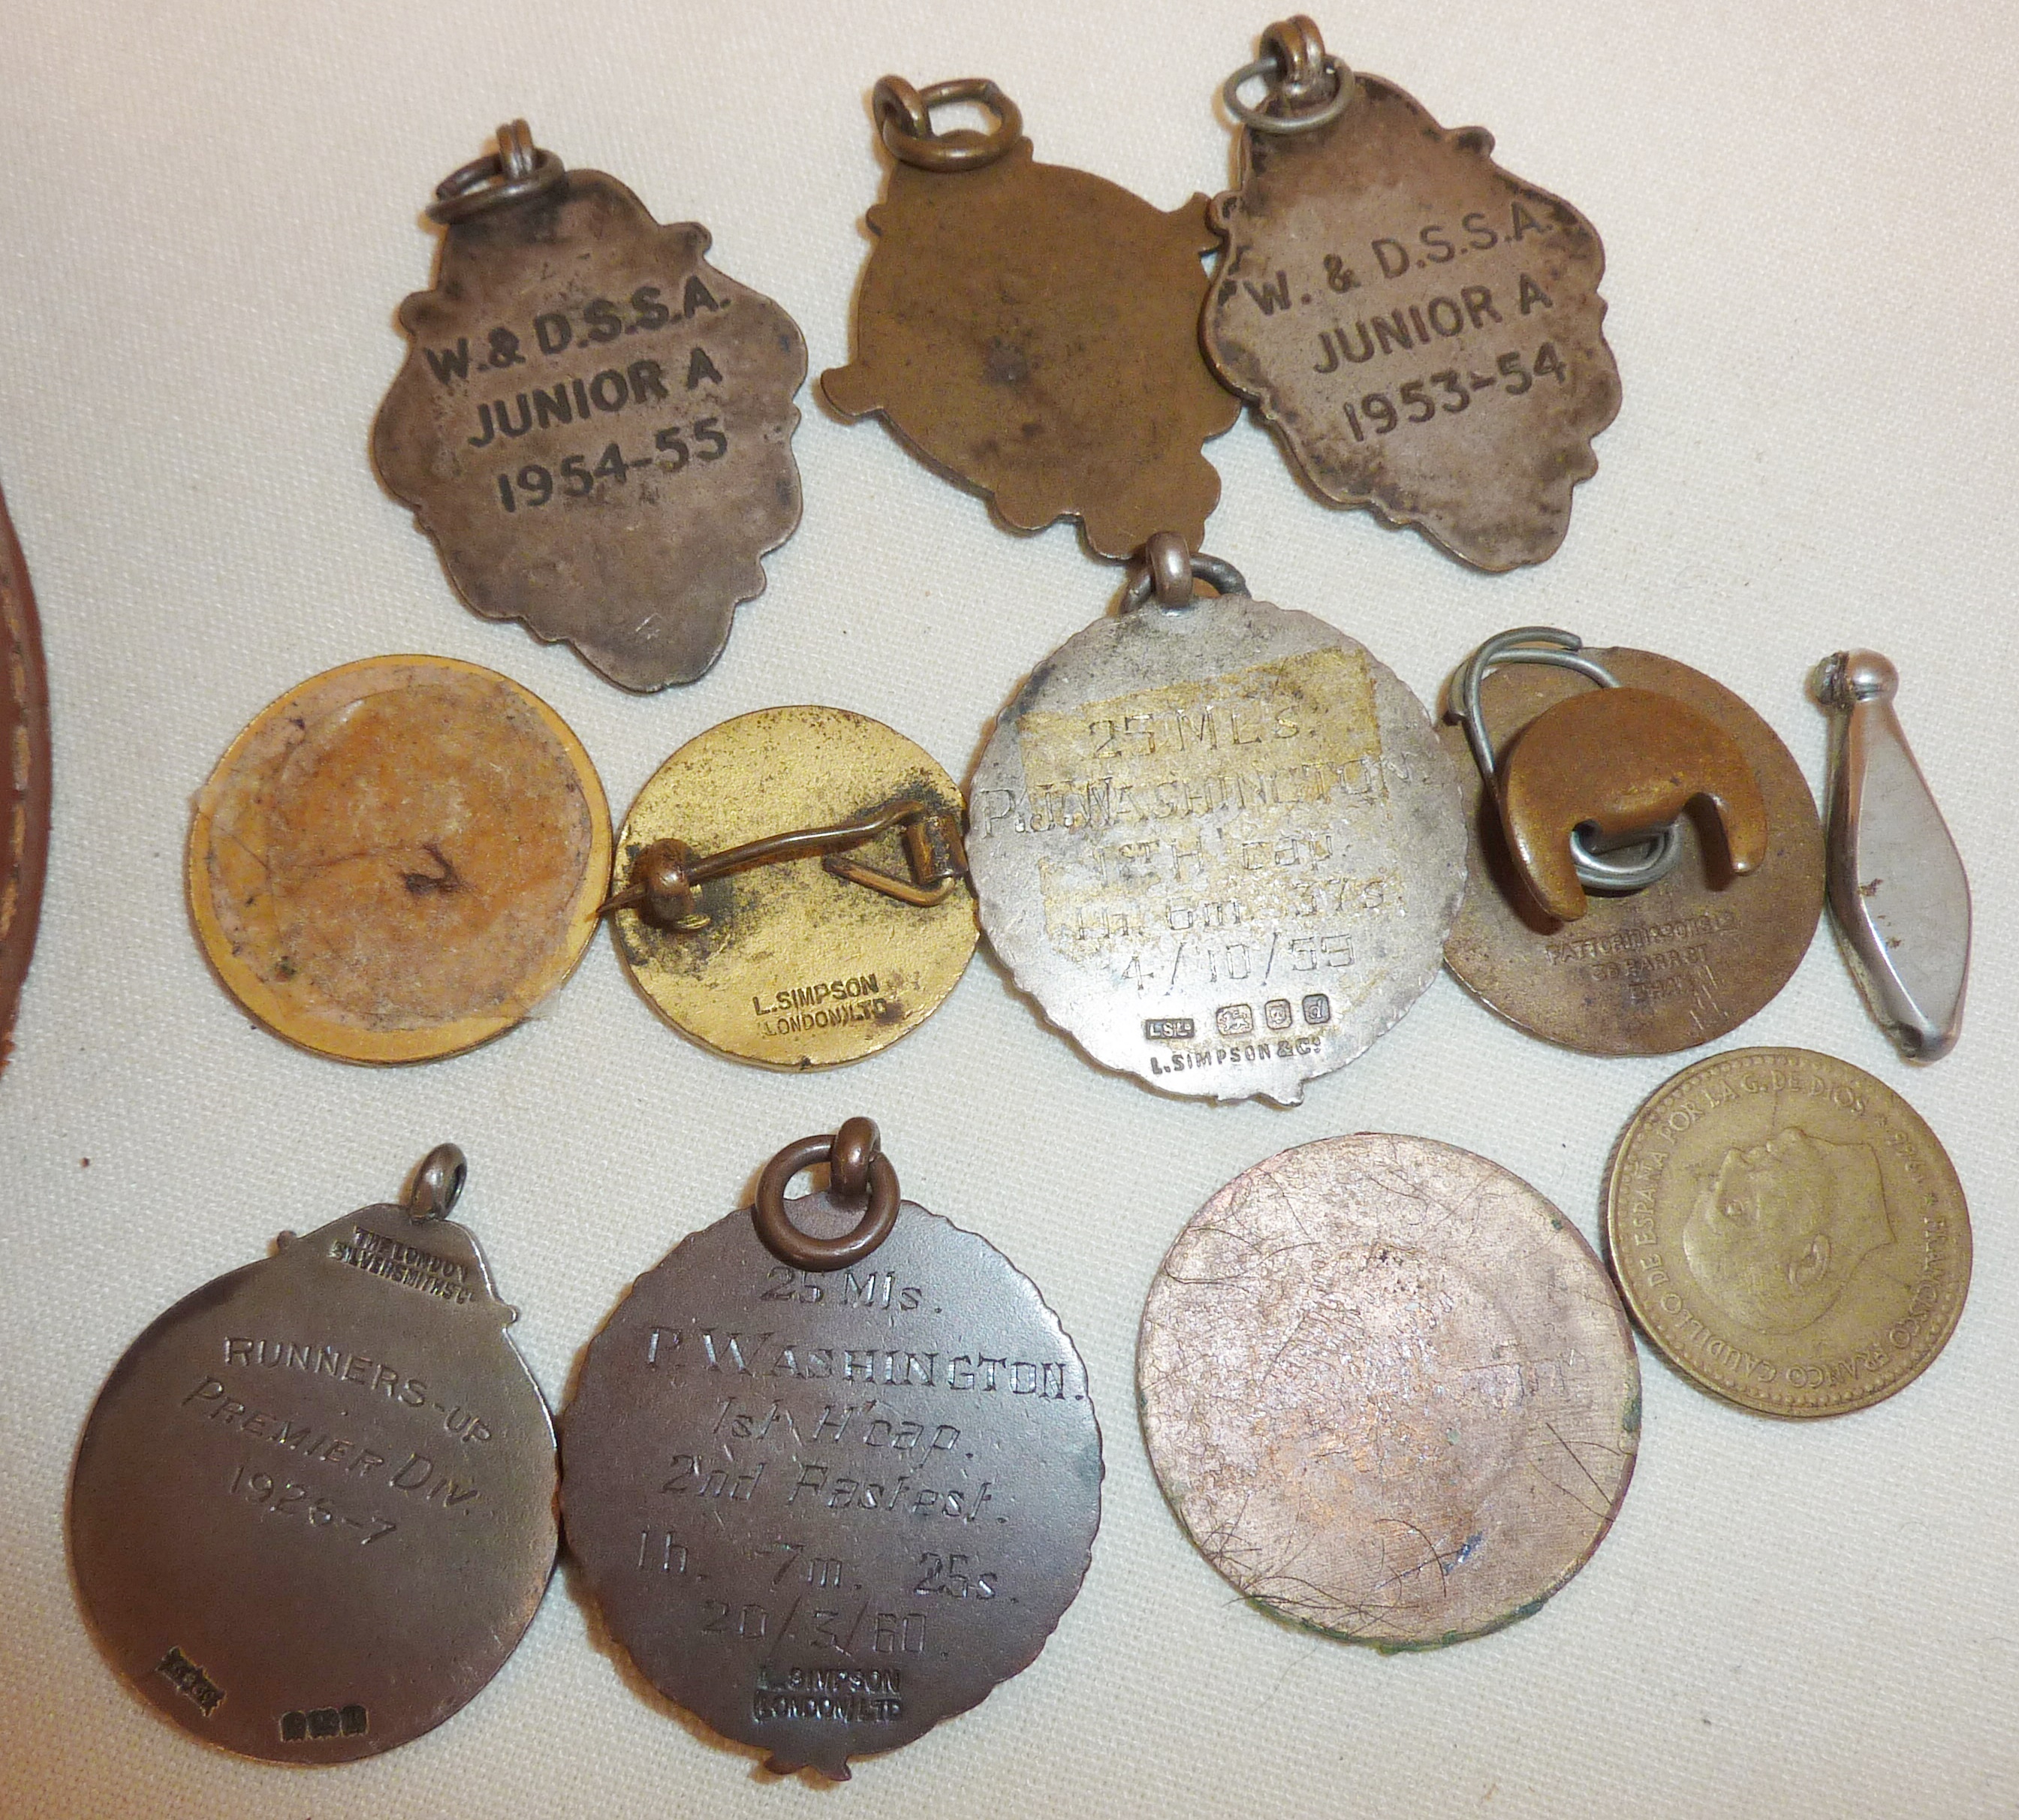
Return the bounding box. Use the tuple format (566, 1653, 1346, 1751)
(1205, 20, 1620, 570)
(562, 1121, 1101, 1779)
(375, 122, 806, 691)
(966, 537, 1466, 1105)
(69, 1149, 556, 1762)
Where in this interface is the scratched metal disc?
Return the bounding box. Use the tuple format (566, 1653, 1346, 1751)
(69, 1168, 557, 1761)
(967, 590, 1465, 1104)
(562, 1190, 1101, 1779)
(0, 480, 50, 1073)
(1140, 1134, 1638, 1648)
(1440, 649, 1822, 1054)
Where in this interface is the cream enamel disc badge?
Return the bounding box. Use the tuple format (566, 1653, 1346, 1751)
(69, 1150, 556, 1761)
(375, 122, 806, 690)
(1204, 20, 1619, 569)
(188, 656, 611, 1064)
(966, 538, 1464, 1105)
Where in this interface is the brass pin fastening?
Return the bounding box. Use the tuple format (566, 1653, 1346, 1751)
(600, 799, 969, 932)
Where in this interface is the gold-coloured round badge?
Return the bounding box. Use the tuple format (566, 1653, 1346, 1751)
(189, 655, 611, 1063)
(608, 706, 978, 1068)
(1606, 1048, 1971, 1417)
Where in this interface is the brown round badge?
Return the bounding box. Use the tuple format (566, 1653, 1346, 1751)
(1441, 647, 1823, 1055)
(1606, 1047, 1970, 1416)
(1141, 1134, 1638, 1649)
(189, 656, 611, 1063)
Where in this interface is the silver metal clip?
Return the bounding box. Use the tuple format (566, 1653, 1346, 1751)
(1816, 652, 1969, 1059)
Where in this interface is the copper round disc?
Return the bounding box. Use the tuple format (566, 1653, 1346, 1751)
(1140, 1134, 1639, 1649)
(610, 706, 978, 1068)
(1439, 649, 1823, 1055)
(188, 656, 611, 1063)
(1606, 1047, 1970, 1417)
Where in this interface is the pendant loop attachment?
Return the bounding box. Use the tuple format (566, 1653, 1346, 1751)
(1122, 535, 1250, 611)
(754, 1120, 901, 1270)
(873, 77, 1023, 171)
(1223, 17, 1353, 134)
(405, 1144, 469, 1223)
(428, 119, 566, 224)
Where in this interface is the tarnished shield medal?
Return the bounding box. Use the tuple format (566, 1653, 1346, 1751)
(1141, 1134, 1639, 1648)
(0, 480, 50, 1073)
(69, 1150, 557, 1762)
(1204, 20, 1620, 569)
(966, 537, 1466, 1105)
(375, 122, 806, 690)
(563, 1121, 1101, 1779)
(1441, 631, 1822, 1055)
(822, 80, 1240, 559)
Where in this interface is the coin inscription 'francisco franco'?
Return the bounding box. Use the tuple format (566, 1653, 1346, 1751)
(1140, 1134, 1638, 1648)
(1606, 1048, 1971, 1416)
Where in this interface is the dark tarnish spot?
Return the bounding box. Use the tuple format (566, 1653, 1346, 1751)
(1018, 420, 1043, 441)
(402, 842, 463, 895)
(875, 997, 907, 1026)
(983, 339, 1030, 386)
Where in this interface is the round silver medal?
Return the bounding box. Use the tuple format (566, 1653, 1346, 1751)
(967, 544, 1466, 1104)
(1141, 1134, 1639, 1649)
(68, 1150, 557, 1763)
(562, 1121, 1101, 1779)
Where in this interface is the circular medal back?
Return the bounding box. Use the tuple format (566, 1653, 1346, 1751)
(563, 1171, 1101, 1779)
(608, 706, 978, 1068)
(968, 590, 1466, 1105)
(69, 1175, 557, 1761)
(1141, 1134, 1638, 1648)
(1606, 1047, 1971, 1417)
(188, 655, 611, 1063)
(1441, 648, 1822, 1054)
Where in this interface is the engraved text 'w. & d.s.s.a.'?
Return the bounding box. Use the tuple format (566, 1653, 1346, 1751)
(1205, 18, 1618, 569)
(375, 122, 806, 691)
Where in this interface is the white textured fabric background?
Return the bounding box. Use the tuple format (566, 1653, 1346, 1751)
(2, 2, 2014, 1815)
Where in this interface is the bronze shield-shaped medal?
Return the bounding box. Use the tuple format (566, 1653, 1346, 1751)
(824, 82, 1240, 560)
(1207, 70, 1619, 570)
(375, 128, 806, 691)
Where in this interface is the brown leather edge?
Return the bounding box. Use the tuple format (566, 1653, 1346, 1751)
(0, 478, 52, 1074)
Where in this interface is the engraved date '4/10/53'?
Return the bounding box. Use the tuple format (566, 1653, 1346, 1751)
(225, 1462, 396, 1545)
(495, 422, 728, 512)
(1336, 343, 1565, 441)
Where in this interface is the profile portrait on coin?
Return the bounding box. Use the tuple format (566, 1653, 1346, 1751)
(1682, 1129, 1892, 1336)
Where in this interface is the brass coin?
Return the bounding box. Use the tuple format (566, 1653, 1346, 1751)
(189, 656, 611, 1064)
(609, 707, 978, 1068)
(1440, 649, 1823, 1054)
(1606, 1047, 1970, 1416)
(1140, 1134, 1638, 1649)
